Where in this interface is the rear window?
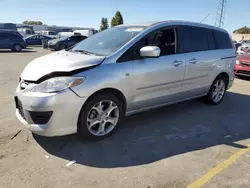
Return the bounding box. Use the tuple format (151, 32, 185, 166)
(213, 30, 232, 49)
(180, 26, 209, 53)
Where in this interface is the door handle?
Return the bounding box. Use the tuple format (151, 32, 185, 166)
(189, 58, 198, 64)
(172, 60, 183, 67)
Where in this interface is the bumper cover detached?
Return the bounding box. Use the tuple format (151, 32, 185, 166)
(15, 88, 87, 137)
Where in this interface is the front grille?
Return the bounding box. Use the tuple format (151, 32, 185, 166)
(29, 111, 53, 124)
(238, 70, 250, 75)
(240, 62, 250, 67)
(14, 97, 25, 120)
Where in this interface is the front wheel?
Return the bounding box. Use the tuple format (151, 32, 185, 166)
(77, 93, 124, 140)
(206, 76, 228, 105)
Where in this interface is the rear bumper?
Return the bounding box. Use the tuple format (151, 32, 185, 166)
(234, 64, 250, 77)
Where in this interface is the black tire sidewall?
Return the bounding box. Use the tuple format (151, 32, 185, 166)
(206, 76, 228, 105)
(77, 93, 124, 140)
(12, 44, 22, 52)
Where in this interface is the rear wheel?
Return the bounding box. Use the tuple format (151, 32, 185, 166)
(206, 76, 228, 105)
(77, 93, 124, 140)
(12, 44, 22, 52)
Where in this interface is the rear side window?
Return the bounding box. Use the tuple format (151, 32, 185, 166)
(9, 33, 22, 39)
(213, 30, 232, 49)
(180, 26, 209, 53)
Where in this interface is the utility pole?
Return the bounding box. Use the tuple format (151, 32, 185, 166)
(215, 0, 227, 28)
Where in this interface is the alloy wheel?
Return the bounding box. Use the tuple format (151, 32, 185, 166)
(212, 79, 226, 103)
(87, 100, 119, 136)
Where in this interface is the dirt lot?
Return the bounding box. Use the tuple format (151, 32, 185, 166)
(1, 47, 250, 188)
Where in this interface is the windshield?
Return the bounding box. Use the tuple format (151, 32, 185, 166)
(71, 26, 147, 56)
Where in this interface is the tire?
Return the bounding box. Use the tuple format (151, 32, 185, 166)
(12, 44, 22, 52)
(206, 76, 228, 105)
(77, 93, 124, 140)
(59, 44, 66, 50)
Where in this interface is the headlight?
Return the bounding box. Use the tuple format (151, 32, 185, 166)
(30, 77, 85, 93)
(236, 60, 240, 64)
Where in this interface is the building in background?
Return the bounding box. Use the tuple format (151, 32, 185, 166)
(0, 23, 17, 30)
(231, 33, 250, 42)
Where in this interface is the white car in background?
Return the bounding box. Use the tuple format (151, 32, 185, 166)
(56, 32, 74, 38)
(73, 29, 94, 37)
(237, 42, 250, 55)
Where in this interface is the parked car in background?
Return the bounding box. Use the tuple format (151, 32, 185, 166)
(73, 29, 94, 37)
(17, 27, 35, 38)
(39, 31, 57, 38)
(238, 40, 250, 44)
(48, 35, 87, 50)
(0, 29, 27, 51)
(237, 42, 250, 55)
(15, 21, 235, 140)
(24, 35, 52, 45)
(235, 53, 250, 77)
(56, 32, 74, 38)
(0, 23, 17, 30)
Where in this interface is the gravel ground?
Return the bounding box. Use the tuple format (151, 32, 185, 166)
(1, 47, 250, 188)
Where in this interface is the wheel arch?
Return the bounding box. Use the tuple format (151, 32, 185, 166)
(82, 88, 127, 114)
(216, 72, 230, 87)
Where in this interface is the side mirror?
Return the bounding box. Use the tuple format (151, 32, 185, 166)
(140, 46, 160, 58)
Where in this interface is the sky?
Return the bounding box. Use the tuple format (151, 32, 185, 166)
(1, 0, 249, 33)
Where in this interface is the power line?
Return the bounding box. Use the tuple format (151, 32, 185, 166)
(200, 13, 211, 23)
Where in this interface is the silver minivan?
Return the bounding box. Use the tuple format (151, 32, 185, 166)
(15, 21, 236, 140)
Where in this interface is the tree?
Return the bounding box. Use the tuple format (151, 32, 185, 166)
(115, 11, 123, 25)
(233, 26, 250, 34)
(110, 11, 124, 27)
(111, 17, 117, 27)
(100, 17, 109, 31)
(23, 20, 29, 24)
(22, 20, 43, 25)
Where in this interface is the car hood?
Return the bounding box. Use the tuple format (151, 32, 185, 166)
(21, 50, 105, 81)
(238, 53, 250, 62)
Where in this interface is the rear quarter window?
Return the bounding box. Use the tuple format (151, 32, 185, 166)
(180, 26, 209, 53)
(213, 30, 232, 49)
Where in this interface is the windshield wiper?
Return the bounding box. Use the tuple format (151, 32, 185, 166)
(73, 50, 95, 55)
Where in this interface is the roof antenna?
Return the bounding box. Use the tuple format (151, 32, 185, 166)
(200, 13, 211, 23)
